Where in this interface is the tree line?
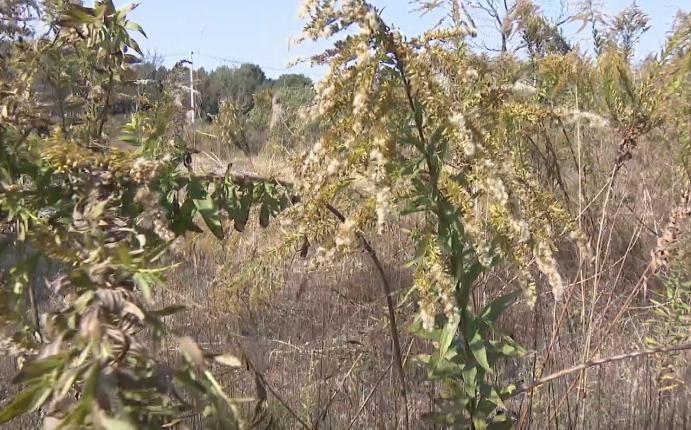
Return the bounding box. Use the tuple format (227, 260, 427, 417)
(134, 58, 313, 118)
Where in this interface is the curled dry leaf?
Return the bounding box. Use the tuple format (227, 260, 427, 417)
(177, 336, 204, 367)
(214, 354, 242, 368)
(122, 302, 145, 322)
(79, 309, 101, 340)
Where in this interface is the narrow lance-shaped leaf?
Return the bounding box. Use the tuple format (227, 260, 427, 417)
(463, 309, 492, 372)
(438, 313, 460, 361)
(0, 384, 52, 423)
(194, 196, 224, 239)
(480, 290, 519, 325)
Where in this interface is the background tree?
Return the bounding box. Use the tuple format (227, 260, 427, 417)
(0, 0, 38, 42)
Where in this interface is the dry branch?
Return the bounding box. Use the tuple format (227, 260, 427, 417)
(241, 347, 314, 430)
(511, 343, 691, 398)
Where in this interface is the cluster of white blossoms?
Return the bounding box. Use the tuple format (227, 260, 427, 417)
(309, 245, 337, 271)
(368, 135, 393, 233)
(561, 109, 610, 131)
(326, 157, 341, 176)
(307, 217, 358, 270)
(520, 267, 538, 308)
(450, 112, 477, 157)
(509, 216, 531, 244)
(335, 218, 357, 249)
(134, 186, 175, 242)
(487, 176, 509, 205)
(432, 262, 458, 320)
(449, 103, 573, 308)
(465, 68, 479, 80)
(297, 0, 377, 43)
(351, 41, 378, 135)
(414, 241, 459, 331)
(570, 228, 594, 262)
(535, 241, 565, 301)
(129, 157, 163, 184)
(375, 187, 392, 233)
(419, 299, 436, 332)
(475, 159, 510, 206)
(299, 139, 328, 194)
(502, 81, 537, 98)
(313, 78, 337, 116)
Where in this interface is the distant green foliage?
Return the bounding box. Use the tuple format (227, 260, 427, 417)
(273, 73, 313, 88)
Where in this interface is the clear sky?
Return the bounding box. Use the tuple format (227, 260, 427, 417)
(113, 1, 688, 80)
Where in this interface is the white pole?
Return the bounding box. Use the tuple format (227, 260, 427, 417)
(189, 51, 195, 125)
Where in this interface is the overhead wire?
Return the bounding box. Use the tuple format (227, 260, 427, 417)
(193, 51, 323, 78)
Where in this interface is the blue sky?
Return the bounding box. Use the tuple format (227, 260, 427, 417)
(114, 1, 687, 79)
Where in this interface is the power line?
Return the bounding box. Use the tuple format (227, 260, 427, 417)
(140, 51, 324, 78)
(193, 52, 324, 78)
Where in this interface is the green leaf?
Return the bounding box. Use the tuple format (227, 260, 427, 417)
(125, 21, 147, 37)
(257, 184, 286, 228)
(233, 184, 254, 232)
(0, 384, 52, 423)
(133, 272, 153, 301)
(469, 330, 491, 372)
(416, 354, 431, 364)
(489, 338, 523, 359)
(463, 310, 491, 372)
(487, 420, 515, 430)
(117, 2, 139, 15)
(461, 365, 478, 397)
(171, 197, 202, 235)
(461, 260, 485, 289)
(118, 130, 140, 146)
(430, 124, 446, 146)
(438, 313, 460, 361)
(187, 178, 206, 200)
(431, 359, 465, 379)
(58, 5, 96, 27)
(480, 290, 519, 325)
(123, 53, 142, 65)
(194, 197, 224, 239)
(479, 384, 505, 408)
(409, 318, 443, 342)
(259, 200, 271, 228)
(13, 355, 66, 384)
(81, 363, 100, 405)
(472, 413, 489, 430)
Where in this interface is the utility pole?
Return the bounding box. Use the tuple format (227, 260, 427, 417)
(181, 54, 195, 125)
(189, 51, 195, 125)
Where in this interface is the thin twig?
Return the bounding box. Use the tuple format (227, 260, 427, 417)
(199, 170, 293, 188)
(346, 360, 394, 430)
(511, 343, 691, 398)
(241, 348, 313, 430)
(313, 353, 363, 429)
(346, 339, 414, 430)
